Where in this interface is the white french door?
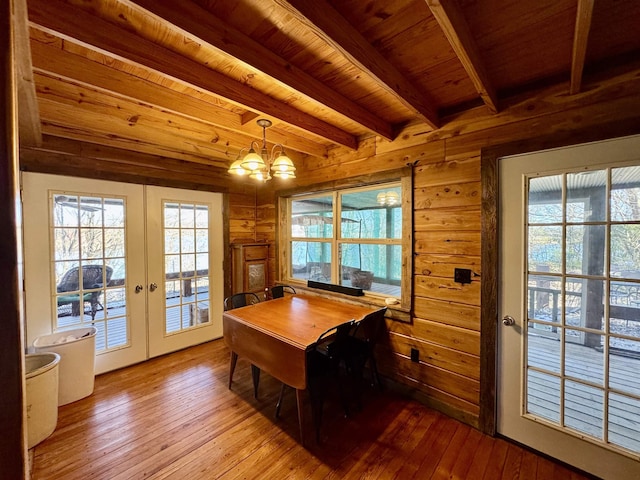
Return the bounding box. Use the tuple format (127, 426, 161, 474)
(498, 135, 640, 479)
(146, 186, 223, 357)
(23, 173, 223, 373)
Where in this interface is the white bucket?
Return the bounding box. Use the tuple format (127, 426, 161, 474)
(25, 352, 61, 448)
(33, 327, 97, 406)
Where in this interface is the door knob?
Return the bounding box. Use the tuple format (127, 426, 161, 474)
(149, 282, 158, 292)
(135, 284, 144, 293)
(502, 315, 516, 326)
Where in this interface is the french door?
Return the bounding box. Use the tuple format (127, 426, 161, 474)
(23, 173, 223, 374)
(498, 135, 640, 479)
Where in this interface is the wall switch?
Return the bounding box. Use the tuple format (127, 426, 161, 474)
(454, 268, 472, 284)
(410, 348, 419, 363)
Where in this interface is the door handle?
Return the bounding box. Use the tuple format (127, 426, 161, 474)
(502, 315, 516, 326)
(135, 284, 144, 294)
(149, 282, 158, 292)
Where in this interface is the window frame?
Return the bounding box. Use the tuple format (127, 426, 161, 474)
(276, 167, 412, 311)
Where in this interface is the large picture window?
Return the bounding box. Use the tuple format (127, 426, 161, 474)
(280, 172, 411, 309)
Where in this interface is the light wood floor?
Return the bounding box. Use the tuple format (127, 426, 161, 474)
(31, 340, 594, 480)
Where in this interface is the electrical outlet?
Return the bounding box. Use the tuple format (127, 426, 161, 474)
(410, 348, 419, 363)
(454, 268, 472, 284)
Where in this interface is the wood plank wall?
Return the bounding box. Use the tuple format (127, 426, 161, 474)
(254, 63, 640, 429)
(17, 61, 640, 432)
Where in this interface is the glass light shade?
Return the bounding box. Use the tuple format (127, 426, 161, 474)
(271, 154, 296, 173)
(241, 149, 266, 171)
(249, 169, 271, 181)
(377, 192, 387, 205)
(228, 159, 248, 176)
(385, 191, 400, 205)
(273, 170, 295, 179)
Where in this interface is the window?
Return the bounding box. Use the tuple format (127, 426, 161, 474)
(280, 171, 411, 309)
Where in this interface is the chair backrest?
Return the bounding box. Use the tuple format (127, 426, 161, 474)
(314, 319, 355, 359)
(224, 292, 261, 311)
(57, 265, 113, 293)
(352, 307, 387, 346)
(270, 285, 296, 299)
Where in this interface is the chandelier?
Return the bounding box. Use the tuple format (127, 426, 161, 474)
(228, 119, 296, 181)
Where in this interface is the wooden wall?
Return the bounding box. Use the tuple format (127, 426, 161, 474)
(18, 59, 640, 432)
(254, 62, 640, 429)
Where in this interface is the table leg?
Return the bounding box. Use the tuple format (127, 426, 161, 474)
(251, 364, 261, 399)
(228, 351, 238, 389)
(296, 389, 306, 447)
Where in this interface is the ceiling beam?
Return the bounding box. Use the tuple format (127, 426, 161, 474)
(13, 0, 42, 146)
(127, 0, 394, 141)
(570, 0, 595, 95)
(29, 36, 328, 158)
(27, 0, 358, 150)
(275, 0, 440, 130)
(426, 0, 498, 114)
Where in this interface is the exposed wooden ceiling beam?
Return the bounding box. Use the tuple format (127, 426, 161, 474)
(426, 0, 498, 114)
(13, 0, 42, 147)
(20, 139, 254, 194)
(126, 0, 394, 141)
(275, 0, 440, 130)
(29, 37, 328, 158)
(570, 0, 595, 95)
(27, 0, 358, 150)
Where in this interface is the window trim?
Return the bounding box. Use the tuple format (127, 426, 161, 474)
(276, 167, 412, 312)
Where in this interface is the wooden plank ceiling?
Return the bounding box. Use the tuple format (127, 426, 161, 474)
(19, 0, 640, 171)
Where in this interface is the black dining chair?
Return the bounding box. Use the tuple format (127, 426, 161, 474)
(276, 319, 355, 443)
(224, 292, 262, 398)
(344, 307, 387, 408)
(223, 292, 261, 311)
(269, 285, 296, 299)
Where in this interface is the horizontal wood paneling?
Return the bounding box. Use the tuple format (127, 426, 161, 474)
(378, 351, 480, 409)
(414, 181, 481, 210)
(385, 331, 480, 380)
(415, 230, 481, 256)
(414, 275, 481, 306)
(413, 155, 480, 186)
(414, 253, 481, 278)
(390, 318, 481, 356)
(413, 297, 481, 331)
(414, 207, 481, 231)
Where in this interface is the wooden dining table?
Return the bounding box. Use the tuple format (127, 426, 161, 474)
(222, 294, 380, 444)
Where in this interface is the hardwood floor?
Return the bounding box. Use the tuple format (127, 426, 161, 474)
(31, 339, 594, 479)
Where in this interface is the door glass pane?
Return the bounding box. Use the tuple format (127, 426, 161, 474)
(527, 370, 560, 422)
(609, 338, 640, 394)
(528, 225, 562, 273)
(608, 393, 640, 452)
(52, 194, 127, 353)
(528, 175, 562, 223)
(565, 380, 603, 439)
(527, 275, 562, 324)
(566, 225, 605, 276)
(528, 326, 561, 373)
(525, 167, 640, 456)
(611, 225, 640, 278)
(565, 278, 605, 332)
(567, 170, 606, 223)
(565, 331, 604, 384)
(163, 202, 210, 334)
(611, 166, 640, 221)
